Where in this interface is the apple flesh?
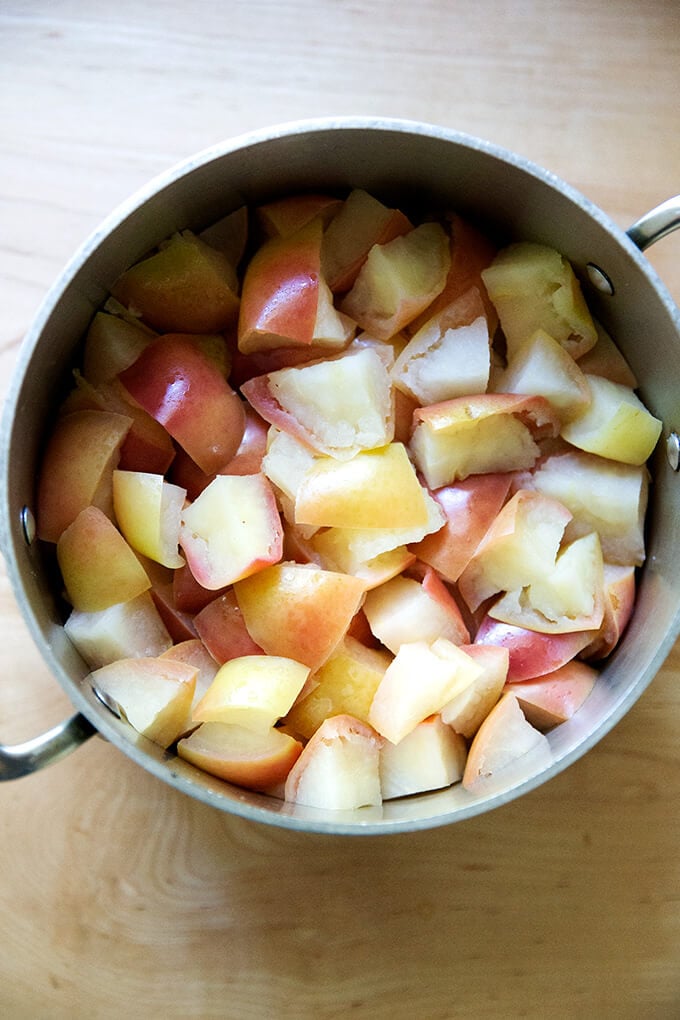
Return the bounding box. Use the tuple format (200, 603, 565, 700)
(379, 714, 467, 799)
(89, 655, 197, 748)
(110, 230, 240, 333)
(113, 469, 186, 569)
(480, 241, 598, 360)
(64, 591, 173, 669)
(462, 691, 552, 795)
(37, 409, 132, 543)
(57, 505, 151, 612)
(560, 374, 662, 466)
(494, 328, 591, 422)
(257, 193, 343, 239)
(363, 570, 469, 654)
(119, 334, 246, 476)
(576, 320, 638, 388)
(178, 721, 303, 791)
(581, 563, 636, 660)
(192, 655, 310, 732)
(440, 643, 509, 738)
(284, 714, 384, 811)
(82, 310, 154, 385)
(410, 393, 560, 489)
(340, 221, 451, 340)
(179, 473, 283, 590)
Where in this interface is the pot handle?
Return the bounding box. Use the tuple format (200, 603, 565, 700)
(627, 196, 680, 251)
(0, 712, 97, 780)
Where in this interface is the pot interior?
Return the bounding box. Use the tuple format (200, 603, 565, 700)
(3, 119, 680, 833)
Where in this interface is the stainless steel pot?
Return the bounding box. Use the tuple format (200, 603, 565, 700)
(1, 117, 679, 834)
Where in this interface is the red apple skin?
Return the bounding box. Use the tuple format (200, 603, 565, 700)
(194, 591, 264, 664)
(219, 405, 269, 475)
(407, 213, 498, 334)
(411, 473, 513, 583)
(172, 563, 228, 615)
(119, 334, 246, 475)
(474, 614, 593, 682)
(237, 219, 323, 354)
(37, 409, 133, 543)
(506, 660, 598, 730)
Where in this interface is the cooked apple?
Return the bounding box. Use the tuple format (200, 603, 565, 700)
(507, 660, 598, 730)
(118, 334, 246, 476)
(284, 714, 384, 810)
(560, 374, 662, 465)
(340, 221, 451, 340)
(56, 505, 151, 612)
(179, 473, 283, 590)
(379, 714, 467, 799)
(363, 570, 469, 654)
(440, 643, 508, 737)
(495, 328, 591, 422)
(172, 563, 228, 614)
(64, 591, 173, 669)
(391, 287, 491, 405)
(481, 241, 598, 360)
(148, 582, 197, 644)
(241, 346, 394, 460)
(234, 561, 367, 672)
(261, 427, 320, 504)
(159, 637, 220, 727)
(192, 654, 310, 731)
(178, 721, 303, 791)
(89, 655, 197, 748)
(581, 563, 636, 660)
(219, 405, 269, 476)
(110, 230, 240, 333)
(410, 393, 560, 489)
(284, 635, 392, 739)
(458, 489, 574, 613)
(294, 442, 430, 530)
(411, 472, 513, 582)
(112, 470, 186, 568)
(198, 205, 249, 267)
(37, 409, 132, 543)
(321, 188, 413, 293)
(193, 590, 264, 664)
(474, 615, 594, 682)
(462, 690, 552, 794)
(368, 638, 482, 745)
(82, 310, 155, 385)
(528, 448, 649, 566)
(238, 218, 354, 355)
(576, 320, 638, 388)
(309, 536, 416, 590)
(257, 193, 343, 239)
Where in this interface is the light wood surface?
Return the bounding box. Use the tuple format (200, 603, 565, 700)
(1, 3, 680, 1017)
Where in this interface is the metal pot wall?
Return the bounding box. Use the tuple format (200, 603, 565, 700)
(1, 117, 679, 834)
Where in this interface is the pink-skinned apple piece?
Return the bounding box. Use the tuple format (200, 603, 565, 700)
(179, 473, 283, 590)
(506, 660, 598, 731)
(178, 721, 303, 792)
(89, 655, 197, 748)
(284, 714, 384, 811)
(159, 637, 220, 728)
(112, 469, 186, 569)
(362, 569, 469, 654)
(194, 590, 264, 664)
(580, 563, 636, 660)
(474, 615, 594, 682)
(462, 691, 552, 796)
(149, 581, 198, 643)
(379, 714, 467, 799)
(118, 334, 247, 476)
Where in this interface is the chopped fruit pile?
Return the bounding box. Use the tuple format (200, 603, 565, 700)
(36, 187, 662, 810)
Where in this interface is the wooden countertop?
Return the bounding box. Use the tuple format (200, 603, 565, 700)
(1, 3, 679, 1016)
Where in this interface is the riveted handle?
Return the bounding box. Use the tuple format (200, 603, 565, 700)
(627, 196, 680, 251)
(0, 712, 97, 780)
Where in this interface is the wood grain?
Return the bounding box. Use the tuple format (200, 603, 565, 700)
(1, 2, 680, 1016)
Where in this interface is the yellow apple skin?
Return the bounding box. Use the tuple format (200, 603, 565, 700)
(192, 655, 310, 732)
(294, 442, 430, 530)
(234, 562, 367, 672)
(89, 655, 197, 748)
(560, 374, 662, 466)
(177, 722, 303, 792)
(37, 409, 133, 543)
(284, 714, 384, 810)
(283, 635, 392, 739)
(111, 230, 240, 333)
(113, 470, 186, 568)
(368, 638, 482, 745)
(57, 506, 151, 612)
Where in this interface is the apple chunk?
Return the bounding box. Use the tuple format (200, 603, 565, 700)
(481, 242, 597, 360)
(192, 655, 310, 731)
(57, 505, 151, 612)
(379, 715, 467, 799)
(284, 714, 384, 811)
(440, 644, 509, 738)
(560, 374, 662, 466)
(89, 656, 197, 748)
(474, 615, 594, 682)
(363, 571, 469, 654)
(177, 722, 303, 791)
(179, 473, 283, 590)
(507, 660, 598, 731)
(64, 591, 173, 669)
(234, 562, 367, 672)
(241, 346, 394, 460)
(113, 470, 186, 568)
(368, 638, 482, 745)
(462, 691, 552, 794)
(340, 222, 451, 340)
(495, 328, 591, 423)
(410, 393, 560, 489)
